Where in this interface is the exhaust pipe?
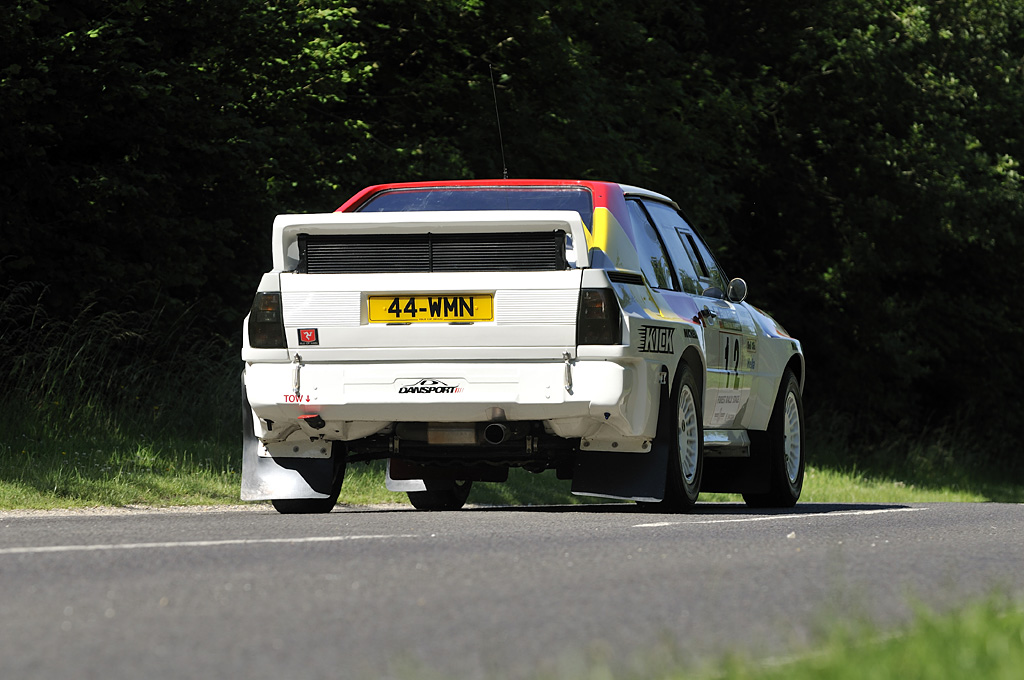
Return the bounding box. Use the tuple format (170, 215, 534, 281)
(483, 423, 510, 445)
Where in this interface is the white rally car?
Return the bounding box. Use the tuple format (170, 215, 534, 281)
(241, 180, 804, 513)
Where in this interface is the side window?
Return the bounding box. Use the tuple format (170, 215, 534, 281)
(641, 201, 703, 295)
(626, 200, 676, 290)
(685, 231, 728, 297)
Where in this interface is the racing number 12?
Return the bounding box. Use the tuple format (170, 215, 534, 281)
(723, 337, 740, 372)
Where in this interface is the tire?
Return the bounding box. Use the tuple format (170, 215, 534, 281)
(650, 364, 703, 511)
(744, 370, 804, 508)
(407, 479, 473, 511)
(271, 443, 347, 514)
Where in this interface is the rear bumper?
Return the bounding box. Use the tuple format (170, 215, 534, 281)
(243, 359, 662, 450)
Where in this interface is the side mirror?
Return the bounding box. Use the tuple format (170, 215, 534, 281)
(700, 286, 725, 300)
(727, 278, 748, 303)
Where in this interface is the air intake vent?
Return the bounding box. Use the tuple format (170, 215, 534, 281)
(299, 231, 567, 273)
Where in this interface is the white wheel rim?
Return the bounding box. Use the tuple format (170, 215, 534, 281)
(677, 385, 700, 485)
(783, 391, 802, 484)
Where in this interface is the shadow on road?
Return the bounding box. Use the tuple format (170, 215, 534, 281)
(337, 501, 915, 515)
(471, 501, 916, 515)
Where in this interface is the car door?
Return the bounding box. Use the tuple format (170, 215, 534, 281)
(641, 200, 759, 429)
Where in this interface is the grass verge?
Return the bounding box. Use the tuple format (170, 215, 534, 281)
(1, 282, 1020, 510)
(541, 596, 1024, 680)
(699, 597, 1024, 680)
(3, 388, 1023, 509)
(0, 402, 240, 509)
(0, 283, 241, 509)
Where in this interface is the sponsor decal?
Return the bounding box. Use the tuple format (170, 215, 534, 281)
(718, 310, 744, 333)
(398, 379, 464, 395)
(298, 328, 319, 346)
(638, 326, 674, 354)
(683, 327, 698, 340)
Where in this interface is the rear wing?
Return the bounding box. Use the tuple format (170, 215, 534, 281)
(271, 210, 592, 273)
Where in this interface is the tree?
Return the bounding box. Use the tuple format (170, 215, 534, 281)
(715, 0, 1024, 426)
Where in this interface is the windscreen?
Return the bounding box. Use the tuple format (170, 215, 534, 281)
(358, 187, 594, 227)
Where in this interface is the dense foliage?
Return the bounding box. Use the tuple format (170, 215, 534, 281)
(3, 0, 1022, 445)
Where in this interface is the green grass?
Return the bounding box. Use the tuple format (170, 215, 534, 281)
(4, 379, 1024, 509)
(306, 408, 1024, 508)
(0, 406, 240, 509)
(706, 597, 1024, 680)
(3, 396, 1023, 510)
(1, 282, 1021, 510)
(795, 410, 1024, 504)
(0, 351, 239, 509)
(340, 461, 606, 507)
(547, 597, 1024, 680)
(0, 284, 242, 509)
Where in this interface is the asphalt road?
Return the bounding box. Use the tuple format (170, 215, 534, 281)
(1, 502, 1022, 680)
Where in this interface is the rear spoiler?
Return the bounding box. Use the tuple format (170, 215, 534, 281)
(271, 210, 591, 272)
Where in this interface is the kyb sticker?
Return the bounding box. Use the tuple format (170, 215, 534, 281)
(638, 326, 675, 354)
(398, 379, 464, 395)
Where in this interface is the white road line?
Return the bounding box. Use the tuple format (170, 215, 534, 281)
(0, 534, 418, 556)
(634, 507, 926, 528)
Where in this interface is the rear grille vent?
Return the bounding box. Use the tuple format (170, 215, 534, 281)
(606, 270, 646, 286)
(299, 231, 567, 273)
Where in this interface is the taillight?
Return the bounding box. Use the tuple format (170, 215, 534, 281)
(248, 292, 287, 348)
(577, 288, 621, 345)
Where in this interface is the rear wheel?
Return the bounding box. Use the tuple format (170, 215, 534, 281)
(651, 364, 703, 511)
(408, 480, 473, 511)
(271, 444, 347, 514)
(744, 370, 803, 508)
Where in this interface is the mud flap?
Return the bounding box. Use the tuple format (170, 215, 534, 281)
(570, 379, 670, 503)
(385, 459, 428, 493)
(241, 381, 333, 501)
(570, 446, 668, 502)
(701, 437, 771, 494)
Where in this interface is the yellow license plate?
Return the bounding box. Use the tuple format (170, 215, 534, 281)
(368, 295, 493, 323)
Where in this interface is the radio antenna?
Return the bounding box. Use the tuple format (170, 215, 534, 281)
(489, 64, 509, 179)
